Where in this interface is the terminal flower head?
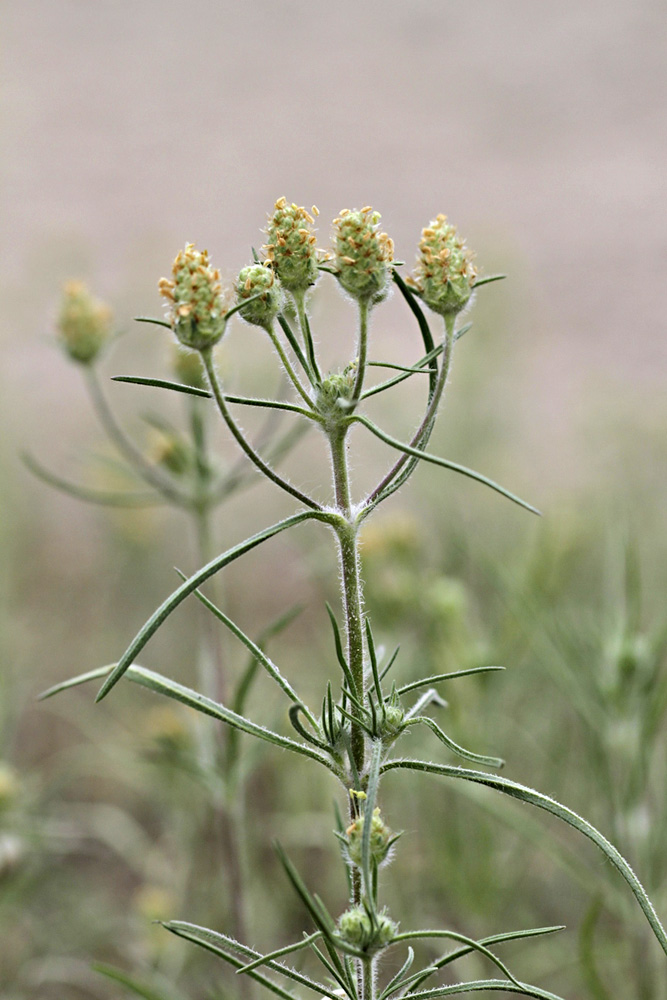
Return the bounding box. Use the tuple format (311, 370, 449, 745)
(159, 244, 228, 350)
(263, 197, 320, 293)
(332, 206, 394, 305)
(410, 215, 477, 316)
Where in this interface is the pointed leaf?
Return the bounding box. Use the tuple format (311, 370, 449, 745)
(96, 511, 324, 701)
(382, 759, 667, 957)
(354, 415, 541, 516)
(397, 666, 504, 697)
(112, 375, 211, 398)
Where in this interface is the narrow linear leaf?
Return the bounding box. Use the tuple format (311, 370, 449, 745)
(237, 932, 322, 974)
(407, 926, 564, 992)
(407, 716, 504, 768)
(397, 666, 504, 697)
(40, 664, 335, 770)
(161, 923, 300, 1000)
(379, 946, 415, 1000)
(382, 759, 667, 957)
(134, 316, 173, 329)
(391, 929, 525, 991)
(361, 740, 384, 909)
(401, 978, 564, 1000)
(472, 274, 506, 288)
(325, 604, 358, 698)
(177, 570, 317, 726)
(354, 415, 541, 516)
(163, 921, 340, 1000)
(96, 511, 325, 701)
(112, 375, 211, 398)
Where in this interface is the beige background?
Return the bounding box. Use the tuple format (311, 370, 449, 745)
(3, 0, 666, 509)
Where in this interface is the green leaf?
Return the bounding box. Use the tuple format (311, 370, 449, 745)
(134, 316, 173, 329)
(237, 932, 323, 974)
(400, 978, 564, 1000)
(472, 273, 506, 288)
(379, 946, 415, 1000)
(162, 923, 303, 1000)
(95, 511, 325, 701)
(163, 921, 340, 999)
(391, 929, 527, 992)
(382, 759, 667, 957)
(407, 716, 504, 769)
(177, 570, 318, 727)
(111, 375, 211, 398)
(325, 604, 358, 698)
(40, 664, 336, 770)
(407, 926, 564, 992)
(354, 415, 541, 516)
(397, 666, 504, 697)
(93, 964, 180, 1000)
(392, 269, 436, 394)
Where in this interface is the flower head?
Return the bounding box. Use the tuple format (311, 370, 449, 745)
(235, 263, 284, 328)
(410, 215, 477, 316)
(332, 207, 394, 305)
(263, 197, 320, 293)
(57, 281, 111, 364)
(159, 244, 227, 350)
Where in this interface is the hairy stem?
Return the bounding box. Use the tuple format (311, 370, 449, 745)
(201, 348, 322, 511)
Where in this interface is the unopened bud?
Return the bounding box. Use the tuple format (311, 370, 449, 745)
(57, 281, 112, 364)
(345, 805, 394, 867)
(235, 263, 284, 328)
(337, 906, 397, 952)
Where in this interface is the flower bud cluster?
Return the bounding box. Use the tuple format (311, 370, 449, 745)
(337, 906, 397, 953)
(345, 805, 394, 867)
(332, 207, 394, 305)
(235, 264, 284, 328)
(410, 215, 477, 316)
(263, 198, 320, 293)
(57, 281, 112, 365)
(316, 363, 357, 419)
(159, 244, 227, 350)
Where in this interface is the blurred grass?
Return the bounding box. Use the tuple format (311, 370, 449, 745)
(2, 272, 666, 1000)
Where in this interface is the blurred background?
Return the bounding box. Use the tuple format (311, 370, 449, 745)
(2, 1, 667, 998)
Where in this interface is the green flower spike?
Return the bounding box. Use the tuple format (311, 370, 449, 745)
(235, 263, 284, 328)
(410, 214, 477, 316)
(263, 197, 320, 293)
(332, 206, 394, 305)
(159, 243, 227, 351)
(57, 281, 112, 365)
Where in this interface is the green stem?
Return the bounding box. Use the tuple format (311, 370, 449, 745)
(84, 366, 190, 507)
(364, 313, 455, 509)
(362, 957, 375, 1000)
(350, 300, 370, 406)
(329, 429, 365, 776)
(201, 348, 322, 511)
(295, 291, 322, 384)
(265, 323, 317, 409)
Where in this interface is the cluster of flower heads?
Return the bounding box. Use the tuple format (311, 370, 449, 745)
(59, 202, 479, 368)
(158, 244, 229, 350)
(408, 214, 477, 316)
(332, 206, 395, 305)
(57, 281, 112, 364)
